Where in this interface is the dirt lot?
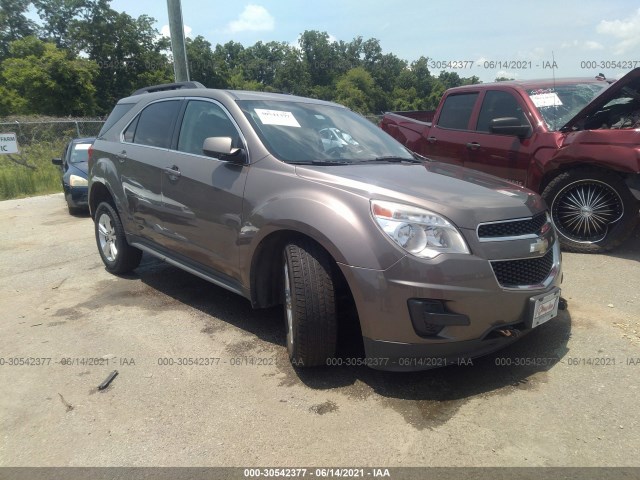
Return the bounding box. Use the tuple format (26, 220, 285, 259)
(1, 194, 639, 469)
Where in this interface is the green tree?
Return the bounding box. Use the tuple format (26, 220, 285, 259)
(1, 36, 98, 115)
(335, 67, 376, 114)
(0, 0, 37, 60)
(32, 0, 90, 49)
(186, 36, 227, 88)
(72, 1, 171, 113)
(299, 30, 340, 87)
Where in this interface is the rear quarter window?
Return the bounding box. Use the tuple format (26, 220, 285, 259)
(98, 103, 135, 137)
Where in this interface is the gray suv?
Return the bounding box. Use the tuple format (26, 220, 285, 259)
(88, 82, 562, 371)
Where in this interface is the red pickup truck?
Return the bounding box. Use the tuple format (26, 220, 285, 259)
(380, 69, 640, 253)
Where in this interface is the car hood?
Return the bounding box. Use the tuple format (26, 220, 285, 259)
(561, 67, 640, 131)
(295, 161, 545, 229)
(69, 161, 88, 176)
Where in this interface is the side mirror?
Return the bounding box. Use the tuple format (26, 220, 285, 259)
(489, 117, 531, 138)
(52, 158, 63, 166)
(202, 137, 245, 163)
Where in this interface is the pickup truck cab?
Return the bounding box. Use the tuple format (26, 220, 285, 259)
(381, 69, 640, 253)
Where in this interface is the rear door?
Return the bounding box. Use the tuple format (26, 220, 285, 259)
(119, 99, 181, 244)
(160, 99, 249, 280)
(424, 92, 479, 166)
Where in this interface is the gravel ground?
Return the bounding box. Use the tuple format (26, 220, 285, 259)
(0, 194, 639, 471)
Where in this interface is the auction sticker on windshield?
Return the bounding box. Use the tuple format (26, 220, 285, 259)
(530, 288, 561, 328)
(530, 92, 563, 108)
(255, 109, 301, 127)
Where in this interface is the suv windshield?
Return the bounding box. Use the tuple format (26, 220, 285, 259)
(238, 100, 413, 164)
(527, 82, 607, 131)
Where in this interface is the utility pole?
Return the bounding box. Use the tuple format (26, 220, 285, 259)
(166, 0, 190, 82)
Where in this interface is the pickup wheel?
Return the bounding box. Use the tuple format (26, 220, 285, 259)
(542, 168, 638, 253)
(94, 201, 142, 273)
(283, 239, 337, 367)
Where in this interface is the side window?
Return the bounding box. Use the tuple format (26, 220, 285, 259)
(476, 90, 529, 132)
(177, 100, 241, 156)
(127, 100, 180, 148)
(437, 93, 478, 130)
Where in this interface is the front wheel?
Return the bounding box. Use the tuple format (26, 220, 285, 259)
(542, 168, 638, 253)
(94, 201, 142, 273)
(283, 239, 337, 367)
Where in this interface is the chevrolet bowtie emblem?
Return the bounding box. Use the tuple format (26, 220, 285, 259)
(530, 238, 549, 254)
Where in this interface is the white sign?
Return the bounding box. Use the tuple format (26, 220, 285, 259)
(255, 109, 301, 128)
(0, 133, 18, 154)
(530, 92, 563, 108)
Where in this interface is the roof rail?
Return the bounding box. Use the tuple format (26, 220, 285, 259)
(131, 81, 206, 96)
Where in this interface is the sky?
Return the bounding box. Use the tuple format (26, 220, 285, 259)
(110, 0, 640, 82)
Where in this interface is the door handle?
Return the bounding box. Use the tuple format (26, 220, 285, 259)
(163, 166, 181, 178)
(116, 151, 127, 163)
(466, 142, 481, 151)
(427, 136, 437, 144)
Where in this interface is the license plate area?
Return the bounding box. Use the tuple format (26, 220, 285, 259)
(528, 288, 561, 328)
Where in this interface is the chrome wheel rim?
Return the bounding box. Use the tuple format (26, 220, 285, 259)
(283, 261, 294, 353)
(552, 179, 624, 244)
(98, 213, 118, 262)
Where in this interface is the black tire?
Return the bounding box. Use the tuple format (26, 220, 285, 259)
(283, 239, 337, 367)
(94, 201, 142, 274)
(542, 168, 639, 253)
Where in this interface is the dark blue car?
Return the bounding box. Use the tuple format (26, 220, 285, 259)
(52, 137, 95, 214)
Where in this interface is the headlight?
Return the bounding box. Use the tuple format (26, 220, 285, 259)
(69, 174, 88, 187)
(371, 200, 470, 258)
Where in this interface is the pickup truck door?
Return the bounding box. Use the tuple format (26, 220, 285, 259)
(160, 99, 248, 281)
(463, 89, 534, 187)
(424, 92, 479, 167)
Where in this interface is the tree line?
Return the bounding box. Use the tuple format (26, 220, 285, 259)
(0, 0, 481, 117)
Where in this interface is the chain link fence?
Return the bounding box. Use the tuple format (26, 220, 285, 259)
(0, 120, 105, 147)
(0, 119, 105, 200)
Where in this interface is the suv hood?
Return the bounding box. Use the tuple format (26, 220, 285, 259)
(561, 67, 640, 131)
(295, 161, 545, 229)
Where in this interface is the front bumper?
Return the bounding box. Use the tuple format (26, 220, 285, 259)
(64, 185, 89, 209)
(338, 240, 562, 371)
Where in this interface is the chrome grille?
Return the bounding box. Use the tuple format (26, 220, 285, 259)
(490, 249, 554, 288)
(478, 212, 547, 239)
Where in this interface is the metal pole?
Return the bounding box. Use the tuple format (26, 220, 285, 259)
(166, 0, 190, 82)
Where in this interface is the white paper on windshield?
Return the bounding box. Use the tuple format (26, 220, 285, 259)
(255, 109, 301, 127)
(75, 144, 91, 150)
(530, 92, 563, 108)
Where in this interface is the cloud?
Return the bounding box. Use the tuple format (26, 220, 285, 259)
(226, 4, 275, 33)
(596, 8, 640, 54)
(161, 24, 193, 38)
(584, 40, 604, 50)
(561, 39, 603, 51)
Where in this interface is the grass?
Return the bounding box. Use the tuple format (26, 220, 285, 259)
(0, 140, 66, 200)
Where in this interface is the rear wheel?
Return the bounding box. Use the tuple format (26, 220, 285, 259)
(283, 239, 337, 367)
(542, 168, 638, 253)
(94, 201, 142, 273)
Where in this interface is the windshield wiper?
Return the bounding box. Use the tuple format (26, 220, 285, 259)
(290, 160, 352, 166)
(362, 156, 423, 164)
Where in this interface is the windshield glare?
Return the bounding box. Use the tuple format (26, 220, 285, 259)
(238, 100, 413, 164)
(70, 143, 91, 163)
(527, 83, 607, 131)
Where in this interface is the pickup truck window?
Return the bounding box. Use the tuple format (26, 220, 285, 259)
(476, 90, 529, 132)
(437, 93, 478, 130)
